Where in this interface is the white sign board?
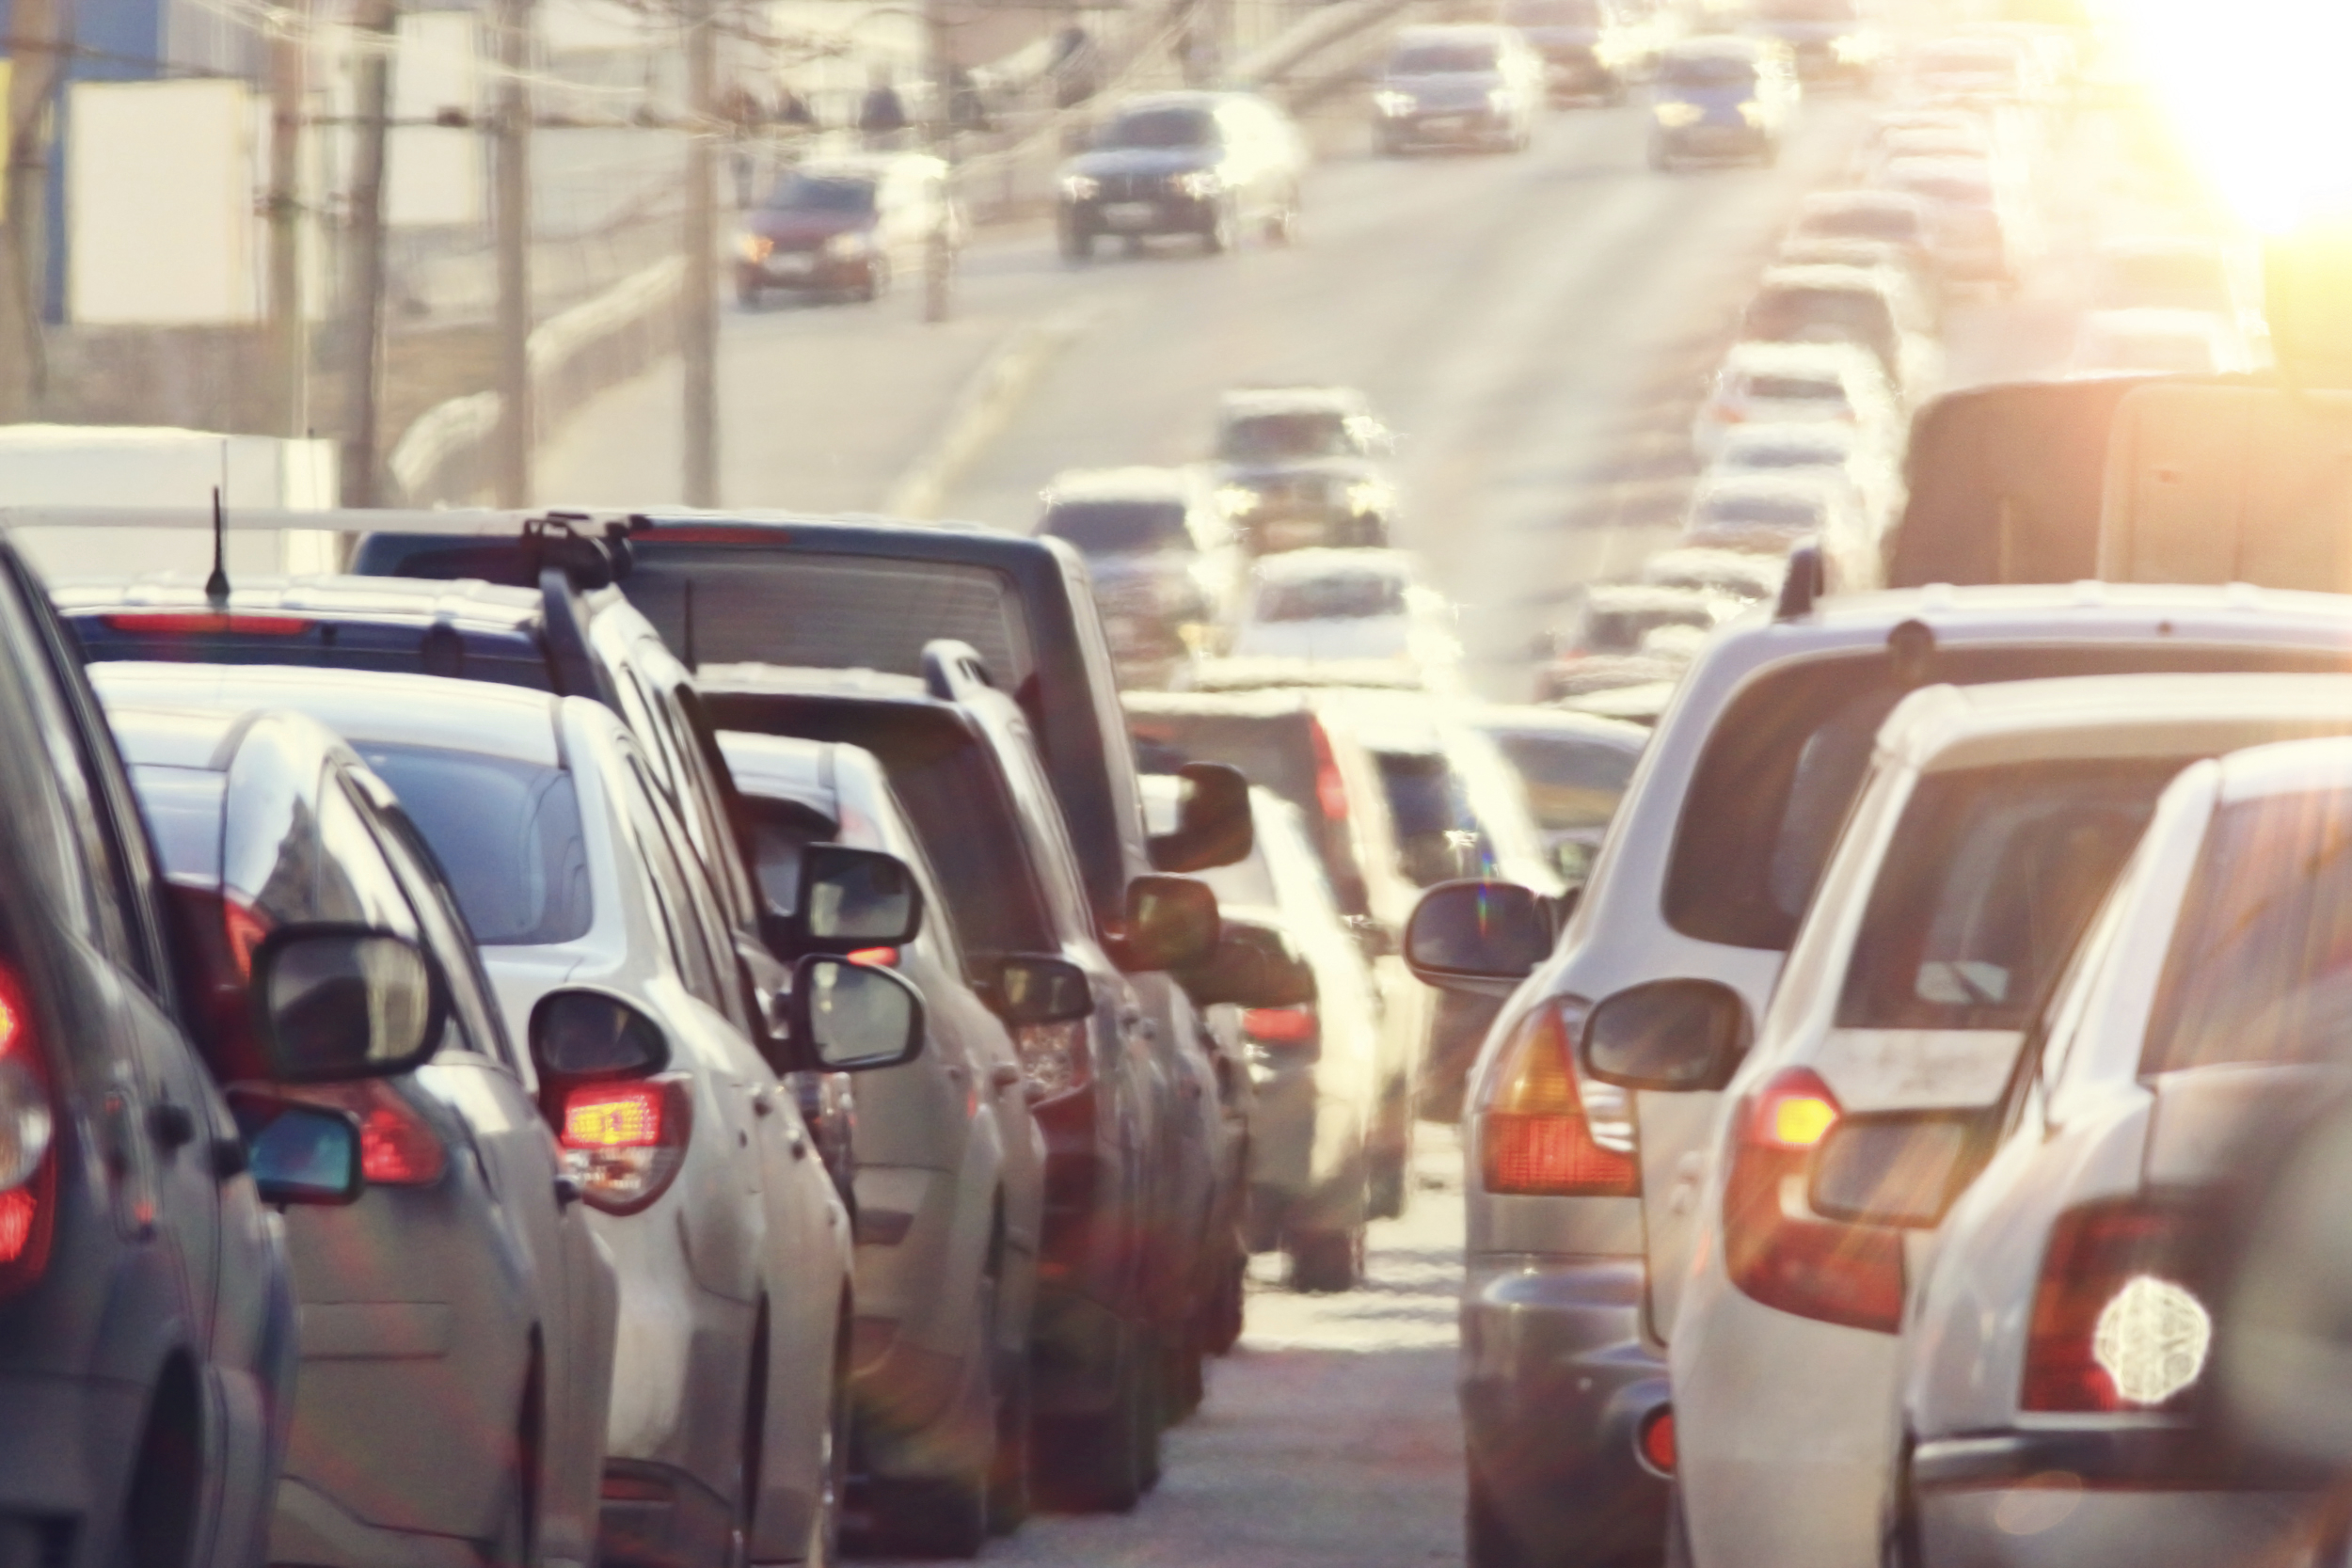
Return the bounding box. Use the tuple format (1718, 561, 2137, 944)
(389, 10, 485, 227)
(69, 80, 261, 325)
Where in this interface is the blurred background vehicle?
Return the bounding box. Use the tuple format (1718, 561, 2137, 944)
(1464, 705, 1645, 888)
(2067, 307, 2256, 375)
(1741, 0, 1884, 89)
(1649, 37, 1799, 170)
(735, 154, 959, 308)
(1705, 422, 1904, 533)
(1213, 386, 1399, 555)
(1041, 466, 1243, 688)
(1500, 0, 1657, 104)
(1055, 91, 1307, 261)
(1226, 548, 1461, 692)
(1692, 341, 1903, 460)
(1371, 24, 1547, 155)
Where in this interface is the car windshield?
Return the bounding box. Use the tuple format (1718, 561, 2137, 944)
(1724, 436, 1850, 467)
(1582, 604, 1711, 650)
(1043, 499, 1192, 554)
(1800, 204, 1923, 243)
(352, 744, 594, 945)
(1489, 730, 1641, 832)
(1257, 572, 1406, 621)
(1100, 106, 1215, 149)
(1740, 372, 1847, 403)
(1743, 288, 1899, 367)
(1390, 41, 1500, 73)
(1660, 54, 1756, 88)
(1375, 750, 1499, 884)
(1220, 411, 1356, 461)
(2143, 785, 2352, 1072)
(764, 174, 876, 214)
(1836, 756, 2185, 1031)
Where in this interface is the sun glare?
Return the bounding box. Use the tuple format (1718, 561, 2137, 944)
(2113, 0, 2352, 231)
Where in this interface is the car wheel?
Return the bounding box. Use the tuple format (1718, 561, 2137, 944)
(1266, 193, 1300, 246)
(1034, 1316, 1147, 1513)
(1203, 198, 1238, 255)
(1202, 1236, 1247, 1355)
(1162, 1310, 1205, 1425)
(860, 255, 890, 303)
(1466, 1464, 1533, 1568)
(988, 1331, 1034, 1535)
(1058, 220, 1092, 263)
(878, 1275, 994, 1557)
(1369, 1098, 1414, 1221)
(117, 1366, 202, 1568)
(1664, 1480, 1695, 1568)
(1136, 1323, 1167, 1492)
(1286, 1226, 1363, 1293)
(736, 273, 763, 309)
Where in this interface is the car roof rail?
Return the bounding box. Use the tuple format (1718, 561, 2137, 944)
(537, 565, 622, 712)
(1775, 545, 1825, 621)
(921, 639, 997, 703)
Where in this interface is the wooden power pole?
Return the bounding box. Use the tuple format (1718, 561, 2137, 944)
(340, 0, 398, 505)
(266, 0, 310, 436)
(491, 0, 533, 504)
(680, 0, 719, 508)
(0, 0, 64, 420)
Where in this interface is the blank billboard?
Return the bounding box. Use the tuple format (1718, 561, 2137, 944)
(69, 79, 261, 325)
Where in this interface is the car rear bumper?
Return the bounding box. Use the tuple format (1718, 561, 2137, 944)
(1459, 1256, 1668, 1562)
(1062, 195, 1217, 238)
(596, 1459, 734, 1568)
(1379, 108, 1513, 145)
(739, 251, 877, 291)
(1657, 122, 1770, 158)
(1915, 1481, 2315, 1568)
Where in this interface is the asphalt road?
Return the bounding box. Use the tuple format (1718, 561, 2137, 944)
(540, 91, 1876, 697)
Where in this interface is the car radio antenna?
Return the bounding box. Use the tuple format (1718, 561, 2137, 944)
(204, 485, 230, 605)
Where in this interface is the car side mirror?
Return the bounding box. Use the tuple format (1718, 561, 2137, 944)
(1403, 880, 1551, 992)
(1178, 915, 1317, 1008)
(249, 927, 447, 1083)
(790, 954, 926, 1071)
(1343, 913, 1397, 961)
(1148, 762, 1254, 872)
(1808, 1112, 1980, 1229)
(530, 989, 672, 1081)
(230, 1090, 365, 1206)
(993, 954, 1093, 1025)
(1120, 875, 1220, 972)
(799, 844, 924, 948)
(1580, 978, 1748, 1092)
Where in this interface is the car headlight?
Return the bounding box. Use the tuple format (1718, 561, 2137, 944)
(1174, 169, 1223, 198)
(1216, 483, 1261, 516)
(1060, 173, 1099, 200)
(1346, 481, 1391, 515)
(1737, 100, 1768, 126)
(1488, 87, 1516, 112)
(1374, 89, 1418, 116)
(823, 230, 870, 260)
(1653, 100, 1704, 128)
(737, 233, 772, 262)
(1830, 33, 1867, 60)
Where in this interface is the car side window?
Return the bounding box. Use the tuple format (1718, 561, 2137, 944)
(620, 754, 729, 1010)
(641, 765, 753, 1034)
(350, 778, 516, 1069)
(0, 562, 150, 981)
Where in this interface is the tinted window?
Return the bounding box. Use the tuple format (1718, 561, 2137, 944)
(1258, 573, 1406, 623)
(1801, 204, 1925, 244)
(619, 756, 727, 1007)
(2144, 787, 2352, 1074)
(1391, 41, 1500, 72)
(1375, 750, 1496, 885)
(1100, 106, 1215, 149)
(353, 745, 593, 945)
(1661, 54, 1757, 87)
(63, 613, 553, 690)
(1742, 374, 1847, 402)
(357, 784, 513, 1063)
(1043, 500, 1193, 555)
(763, 174, 877, 213)
(1836, 758, 2183, 1031)
(1666, 646, 2352, 952)
(1219, 412, 1356, 462)
(1743, 288, 1899, 370)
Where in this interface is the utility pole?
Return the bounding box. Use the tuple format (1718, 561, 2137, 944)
(680, 0, 719, 508)
(0, 0, 64, 420)
(266, 0, 310, 436)
(490, 0, 533, 504)
(340, 0, 397, 505)
(922, 0, 950, 324)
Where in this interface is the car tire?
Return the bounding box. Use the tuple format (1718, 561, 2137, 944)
(1648, 140, 1676, 171)
(1162, 1312, 1205, 1425)
(1058, 221, 1092, 263)
(1202, 1238, 1247, 1355)
(118, 1367, 202, 1568)
(736, 274, 763, 309)
(1466, 1464, 1533, 1568)
(1035, 1317, 1147, 1513)
(1203, 199, 1238, 255)
(1266, 193, 1300, 246)
(1136, 1324, 1167, 1492)
(879, 1271, 996, 1557)
(1287, 1226, 1363, 1293)
(860, 255, 890, 303)
(988, 1335, 1034, 1535)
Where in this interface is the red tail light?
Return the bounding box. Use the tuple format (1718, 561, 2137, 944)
(1309, 718, 1349, 823)
(558, 1076, 692, 1214)
(291, 1081, 447, 1185)
(0, 968, 57, 1299)
(2024, 1199, 2211, 1413)
(1724, 1068, 1902, 1333)
(1479, 1000, 1638, 1197)
(1243, 1006, 1319, 1046)
(1638, 1407, 1676, 1475)
(1015, 1020, 1090, 1103)
(846, 946, 898, 966)
(102, 612, 311, 636)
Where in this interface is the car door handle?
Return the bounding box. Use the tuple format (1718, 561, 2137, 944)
(555, 1177, 583, 1209)
(991, 1063, 1023, 1091)
(788, 1131, 810, 1160)
(148, 1102, 197, 1152)
(750, 1088, 775, 1117)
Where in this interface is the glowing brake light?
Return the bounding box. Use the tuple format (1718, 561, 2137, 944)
(102, 612, 311, 636)
(1478, 999, 1638, 1197)
(845, 946, 898, 966)
(0, 968, 57, 1297)
(557, 1077, 691, 1214)
(1724, 1068, 1902, 1333)
(290, 1080, 446, 1185)
(1015, 1020, 1090, 1103)
(2024, 1200, 2212, 1412)
(1242, 1006, 1318, 1045)
(1309, 717, 1350, 823)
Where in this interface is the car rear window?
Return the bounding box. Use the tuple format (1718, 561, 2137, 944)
(623, 553, 1038, 693)
(1836, 756, 2185, 1031)
(2142, 785, 2352, 1074)
(1042, 500, 1192, 556)
(1489, 730, 1641, 833)
(1741, 373, 1847, 402)
(1257, 573, 1406, 623)
(1219, 412, 1354, 462)
(1666, 645, 2352, 952)
(1391, 41, 1500, 73)
(65, 614, 554, 690)
(353, 744, 594, 946)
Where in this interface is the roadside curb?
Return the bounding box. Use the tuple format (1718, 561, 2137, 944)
(883, 303, 1100, 519)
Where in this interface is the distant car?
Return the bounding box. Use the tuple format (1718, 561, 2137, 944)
(1904, 32, 2039, 103)
(738, 154, 959, 306)
(1692, 340, 1903, 460)
(1467, 704, 1645, 886)
(1635, 545, 1788, 604)
(1743, 0, 1885, 86)
(2068, 306, 2253, 376)
(719, 731, 1049, 1552)
(1784, 189, 1940, 287)
(0, 546, 377, 1568)
(1226, 547, 1461, 690)
(1904, 731, 2352, 1568)
(1039, 467, 1243, 685)
(1873, 152, 2027, 285)
(105, 698, 623, 1568)
(1740, 262, 1943, 404)
(2090, 234, 2247, 319)
(1538, 581, 1735, 699)
(1156, 782, 1384, 1290)
(1373, 24, 1547, 153)
(99, 662, 888, 1568)
(1213, 386, 1398, 555)
(1683, 472, 1874, 584)
(1649, 36, 1799, 169)
(1707, 420, 1904, 530)
(1502, 0, 1657, 102)
(1056, 90, 1307, 260)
